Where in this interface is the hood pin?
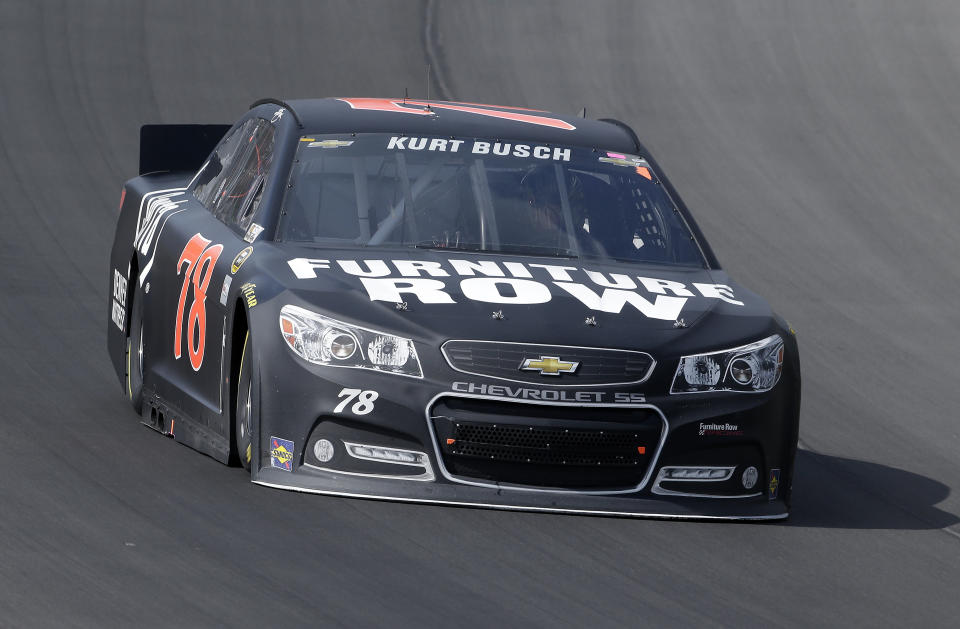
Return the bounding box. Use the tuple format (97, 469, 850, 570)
(584, 316, 597, 327)
(395, 301, 408, 311)
(674, 318, 687, 328)
(492, 310, 504, 320)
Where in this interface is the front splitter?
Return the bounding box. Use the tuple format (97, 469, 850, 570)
(253, 467, 788, 521)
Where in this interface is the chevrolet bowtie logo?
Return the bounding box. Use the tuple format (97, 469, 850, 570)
(520, 356, 580, 376)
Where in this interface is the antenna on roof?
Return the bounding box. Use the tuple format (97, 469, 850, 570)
(403, 87, 408, 104)
(578, 107, 587, 118)
(425, 64, 433, 111)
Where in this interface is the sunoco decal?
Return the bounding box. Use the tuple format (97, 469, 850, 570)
(270, 436, 294, 471)
(288, 258, 744, 321)
(768, 468, 781, 500)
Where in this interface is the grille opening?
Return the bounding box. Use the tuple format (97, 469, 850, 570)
(431, 402, 663, 490)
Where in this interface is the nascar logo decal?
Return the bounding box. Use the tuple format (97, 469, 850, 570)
(337, 98, 576, 131)
(231, 246, 253, 274)
(520, 356, 579, 376)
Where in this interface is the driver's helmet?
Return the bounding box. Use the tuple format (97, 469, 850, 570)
(519, 164, 583, 233)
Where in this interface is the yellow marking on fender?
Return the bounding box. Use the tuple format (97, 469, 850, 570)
(239, 332, 249, 390)
(239, 332, 250, 460)
(127, 339, 133, 399)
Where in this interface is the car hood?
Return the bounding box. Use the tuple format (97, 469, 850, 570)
(259, 246, 777, 355)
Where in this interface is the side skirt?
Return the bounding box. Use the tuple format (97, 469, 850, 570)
(141, 388, 231, 464)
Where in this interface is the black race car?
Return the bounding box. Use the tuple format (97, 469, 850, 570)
(107, 97, 800, 520)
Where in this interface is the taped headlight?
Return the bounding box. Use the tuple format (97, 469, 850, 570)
(279, 305, 422, 378)
(671, 334, 784, 394)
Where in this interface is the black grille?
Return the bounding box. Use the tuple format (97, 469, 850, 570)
(431, 398, 662, 490)
(442, 341, 654, 386)
(450, 423, 646, 466)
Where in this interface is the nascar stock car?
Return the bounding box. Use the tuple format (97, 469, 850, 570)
(107, 97, 800, 519)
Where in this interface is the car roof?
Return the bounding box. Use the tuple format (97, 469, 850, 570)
(265, 97, 639, 153)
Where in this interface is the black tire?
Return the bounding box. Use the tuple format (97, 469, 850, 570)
(235, 332, 253, 471)
(125, 286, 145, 414)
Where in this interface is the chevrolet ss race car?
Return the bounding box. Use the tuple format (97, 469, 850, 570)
(107, 97, 800, 520)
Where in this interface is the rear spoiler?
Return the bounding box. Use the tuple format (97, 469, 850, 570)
(139, 124, 231, 176)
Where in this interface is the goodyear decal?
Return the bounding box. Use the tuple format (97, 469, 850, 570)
(240, 282, 257, 308)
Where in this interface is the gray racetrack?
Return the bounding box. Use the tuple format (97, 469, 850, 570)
(1, 1, 958, 626)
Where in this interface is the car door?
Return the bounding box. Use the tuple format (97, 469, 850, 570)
(146, 116, 277, 437)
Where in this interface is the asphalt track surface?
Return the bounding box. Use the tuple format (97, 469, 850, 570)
(1, 1, 959, 626)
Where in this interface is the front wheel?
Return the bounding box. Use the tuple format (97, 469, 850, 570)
(235, 332, 253, 471)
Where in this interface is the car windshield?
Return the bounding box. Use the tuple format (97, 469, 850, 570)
(280, 133, 706, 266)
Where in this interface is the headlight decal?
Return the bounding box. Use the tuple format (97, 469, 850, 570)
(671, 334, 783, 394)
(279, 304, 423, 378)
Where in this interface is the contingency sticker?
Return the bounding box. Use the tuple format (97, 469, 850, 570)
(599, 152, 653, 180)
(244, 223, 264, 243)
(768, 468, 781, 500)
(305, 139, 354, 149)
(270, 437, 295, 472)
(111, 268, 127, 330)
(219, 275, 232, 306)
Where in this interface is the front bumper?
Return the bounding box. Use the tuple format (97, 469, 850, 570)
(254, 466, 788, 520)
(248, 332, 800, 520)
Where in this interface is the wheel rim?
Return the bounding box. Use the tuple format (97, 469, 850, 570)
(239, 379, 252, 463)
(243, 382, 251, 438)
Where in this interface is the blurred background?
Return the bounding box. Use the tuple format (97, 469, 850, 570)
(1, 1, 958, 626)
